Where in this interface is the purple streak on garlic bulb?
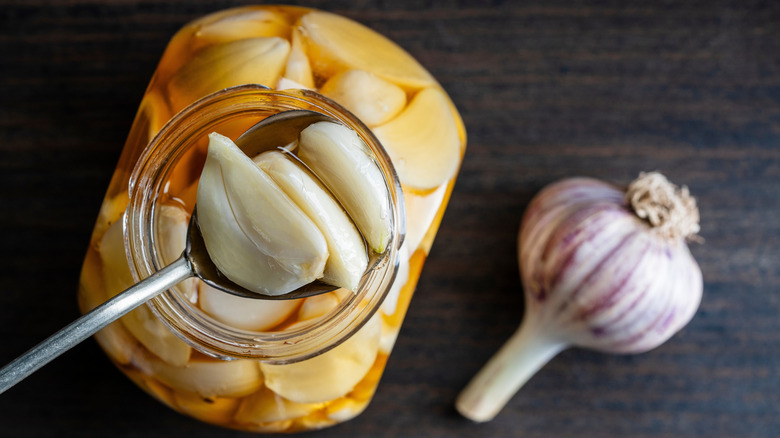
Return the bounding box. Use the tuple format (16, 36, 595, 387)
(456, 172, 703, 423)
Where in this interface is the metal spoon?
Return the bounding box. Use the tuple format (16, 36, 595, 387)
(0, 110, 343, 394)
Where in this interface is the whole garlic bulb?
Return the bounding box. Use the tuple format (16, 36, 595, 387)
(456, 172, 703, 422)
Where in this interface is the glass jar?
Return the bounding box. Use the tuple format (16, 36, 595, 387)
(77, 5, 466, 433)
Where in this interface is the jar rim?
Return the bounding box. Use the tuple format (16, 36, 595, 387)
(125, 84, 405, 364)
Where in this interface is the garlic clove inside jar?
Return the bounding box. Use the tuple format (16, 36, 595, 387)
(259, 314, 381, 404)
(299, 10, 436, 90)
(372, 87, 463, 191)
(297, 291, 343, 321)
(99, 212, 192, 366)
(156, 203, 198, 302)
(167, 37, 290, 112)
(198, 281, 300, 331)
(319, 69, 407, 127)
(234, 386, 326, 425)
(133, 348, 263, 398)
(191, 9, 292, 48)
(279, 27, 315, 89)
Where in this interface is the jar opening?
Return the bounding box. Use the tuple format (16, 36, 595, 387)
(125, 85, 405, 364)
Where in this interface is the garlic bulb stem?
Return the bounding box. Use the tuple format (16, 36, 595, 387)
(455, 311, 566, 423)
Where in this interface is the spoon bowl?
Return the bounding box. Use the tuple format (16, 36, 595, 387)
(235, 109, 332, 155)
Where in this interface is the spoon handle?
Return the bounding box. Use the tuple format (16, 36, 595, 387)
(0, 256, 193, 395)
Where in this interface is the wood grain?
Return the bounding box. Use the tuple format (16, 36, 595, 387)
(1, 1, 778, 437)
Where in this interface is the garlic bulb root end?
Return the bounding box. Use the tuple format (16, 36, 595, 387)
(626, 172, 701, 242)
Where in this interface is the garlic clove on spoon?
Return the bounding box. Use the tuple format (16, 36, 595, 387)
(297, 121, 392, 253)
(456, 172, 703, 422)
(196, 132, 329, 296)
(254, 150, 368, 292)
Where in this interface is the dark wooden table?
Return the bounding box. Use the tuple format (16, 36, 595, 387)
(1, 1, 778, 437)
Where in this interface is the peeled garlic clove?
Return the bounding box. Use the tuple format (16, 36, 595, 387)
(377, 244, 410, 355)
(93, 193, 129, 243)
(123, 305, 193, 367)
(135, 373, 178, 407)
(197, 133, 328, 295)
(332, 288, 354, 302)
(157, 204, 188, 263)
(98, 215, 134, 297)
(325, 398, 368, 422)
(380, 243, 409, 317)
(320, 69, 407, 127)
(401, 183, 449, 253)
(373, 87, 462, 190)
(260, 314, 381, 404)
(275, 77, 311, 91)
(254, 150, 367, 291)
(299, 11, 435, 90)
(99, 215, 192, 366)
(297, 121, 392, 253)
(167, 37, 290, 112)
(234, 386, 324, 424)
(198, 281, 299, 331)
(93, 323, 138, 366)
(173, 391, 241, 425)
(280, 28, 315, 89)
(192, 9, 291, 48)
(157, 203, 198, 302)
(136, 91, 173, 146)
(297, 291, 342, 321)
(134, 350, 263, 398)
(379, 318, 401, 356)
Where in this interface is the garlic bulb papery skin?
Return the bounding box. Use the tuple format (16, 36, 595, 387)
(456, 172, 703, 423)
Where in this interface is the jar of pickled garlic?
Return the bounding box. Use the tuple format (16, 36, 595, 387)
(77, 5, 466, 433)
